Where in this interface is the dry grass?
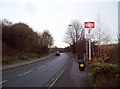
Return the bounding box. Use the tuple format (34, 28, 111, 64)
(2, 43, 47, 65)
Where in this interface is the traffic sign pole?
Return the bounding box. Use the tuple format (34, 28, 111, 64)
(84, 22, 95, 73)
(89, 39, 91, 61)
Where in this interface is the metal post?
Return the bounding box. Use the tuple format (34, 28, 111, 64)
(86, 40, 88, 80)
(89, 39, 91, 60)
(88, 29, 92, 72)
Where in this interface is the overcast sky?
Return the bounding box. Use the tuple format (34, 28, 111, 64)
(0, 0, 119, 47)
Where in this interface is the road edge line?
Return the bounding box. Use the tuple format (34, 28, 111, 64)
(48, 63, 68, 89)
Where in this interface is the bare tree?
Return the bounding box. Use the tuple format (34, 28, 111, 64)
(92, 15, 113, 62)
(65, 20, 83, 45)
(101, 34, 111, 45)
(95, 15, 112, 44)
(94, 15, 112, 55)
(64, 20, 83, 56)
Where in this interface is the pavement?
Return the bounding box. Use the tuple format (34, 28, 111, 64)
(52, 53, 93, 88)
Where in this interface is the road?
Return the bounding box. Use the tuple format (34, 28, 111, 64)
(2, 53, 70, 87)
(52, 54, 93, 87)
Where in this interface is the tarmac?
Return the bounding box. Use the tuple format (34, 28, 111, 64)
(52, 53, 93, 88)
(2, 53, 94, 88)
(2, 53, 54, 71)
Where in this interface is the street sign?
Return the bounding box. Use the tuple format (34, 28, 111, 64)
(86, 34, 94, 39)
(84, 22, 95, 73)
(84, 22, 95, 28)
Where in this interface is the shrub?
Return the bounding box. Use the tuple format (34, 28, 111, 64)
(92, 61, 120, 87)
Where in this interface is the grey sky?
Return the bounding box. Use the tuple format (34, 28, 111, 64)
(0, 0, 119, 47)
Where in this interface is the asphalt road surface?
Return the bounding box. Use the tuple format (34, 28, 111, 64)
(2, 53, 70, 87)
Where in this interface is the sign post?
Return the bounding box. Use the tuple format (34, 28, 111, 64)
(84, 22, 95, 74)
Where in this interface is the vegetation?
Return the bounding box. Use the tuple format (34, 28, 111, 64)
(2, 19, 54, 65)
(118, 43, 120, 63)
(64, 20, 85, 60)
(92, 61, 120, 87)
(90, 41, 119, 87)
(92, 44, 118, 63)
(63, 13, 120, 88)
(64, 19, 120, 87)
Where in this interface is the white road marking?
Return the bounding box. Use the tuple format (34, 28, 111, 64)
(50, 70, 61, 82)
(18, 70, 33, 77)
(37, 65, 45, 70)
(0, 80, 8, 84)
(52, 61, 55, 63)
(47, 62, 51, 65)
(48, 61, 56, 65)
(48, 64, 68, 88)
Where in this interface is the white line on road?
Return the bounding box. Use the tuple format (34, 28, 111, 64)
(0, 80, 8, 84)
(48, 64, 68, 88)
(18, 70, 33, 77)
(37, 65, 45, 70)
(48, 62, 52, 65)
(51, 61, 55, 63)
(52, 61, 56, 63)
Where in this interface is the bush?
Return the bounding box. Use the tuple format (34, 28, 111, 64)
(92, 61, 120, 87)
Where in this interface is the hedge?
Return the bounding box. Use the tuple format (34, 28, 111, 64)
(92, 61, 120, 87)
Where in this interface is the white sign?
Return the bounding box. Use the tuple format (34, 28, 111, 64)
(85, 34, 94, 39)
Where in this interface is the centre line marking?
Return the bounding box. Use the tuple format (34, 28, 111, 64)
(0, 80, 8, 84)
(18, 70, 33, 77)
(37, 65, 45, 70)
